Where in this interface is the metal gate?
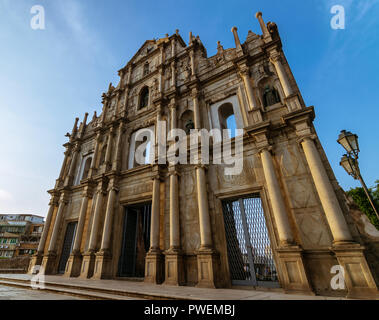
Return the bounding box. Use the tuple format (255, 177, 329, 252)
(118, 203, 151, 277)
(222, 195, 279, 287)
(58, 221, 77, 274)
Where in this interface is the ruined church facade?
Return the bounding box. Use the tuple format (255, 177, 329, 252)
(29, 13, 379, 298)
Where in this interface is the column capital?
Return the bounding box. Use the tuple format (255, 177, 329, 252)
(168, 170, 181, 177)
(297, 134, 317, 146)
(257, 145, 273, 156)
(194, 164, 209, 171)
(269, 51, 282, 64)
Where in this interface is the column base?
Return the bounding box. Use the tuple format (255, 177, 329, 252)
(163, 249, 185, 286)
(276, 246, 315, 295)
(64, 252, 82, 278)
(331, 243, 378, 299)
(195, 248, 219, 288)
(92, 250, 113, 279)
(144, 250, 164, 284)
(41, 252, 58, 275)
(28, 253, 44, 275)
(79, 251, 96, 279)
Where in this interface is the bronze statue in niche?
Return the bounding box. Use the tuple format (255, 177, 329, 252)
(263, 85, 281, 107)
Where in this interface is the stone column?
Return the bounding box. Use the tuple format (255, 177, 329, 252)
(112, 122, 125, 171)
(259, 147, 293, 245)
(104, 128, 114, 170)
(164, 102, 184, 285)
(300, 136, 352, 243)
(64, 143, 80, 186)
(254, 137, 313, 294)
(80, 181, 106, 278)
(255, 12, 270, 38)
(189, 51, 196, 77)
(42, 193, 69, 274)
(170, 61, 176, 88)
(270, 53, 293, 98)
(239, 68, 259, 111)
(231, 26, 243, 52)
(89, 132, 101, 178)
(191, 87, 218, 287)
(55, 148, 70, 188)
(93, 180, 118, 279)
(64, 185, 94, 277)
(28, 193, 59, 274)
(145, 174, 163, 284)
(192, 89, 201, 129)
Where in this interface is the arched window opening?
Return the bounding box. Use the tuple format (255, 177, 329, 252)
(139, 87, 149, 109)
(263, 85, 281, 107)
(81, 157, 92, 180)
(218, 103, 236, 138)
(128, 126, 155, 169)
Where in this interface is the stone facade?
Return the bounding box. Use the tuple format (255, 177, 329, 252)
(29, 12, 379, 298)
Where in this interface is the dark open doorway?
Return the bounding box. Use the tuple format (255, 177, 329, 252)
(118, 202, 151, 278)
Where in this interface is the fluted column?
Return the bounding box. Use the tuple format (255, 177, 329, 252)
(301, 137, 352, 243)
(88, 186, 105, 252)
(260, 148, 293, 245)
(240, 68, 258, 111)
(149, 176, 161, 252)
(270, 53, 293, 98)
(99, 184, 118, 251)
(47, 194, 68, 253)
(37, 194, 59, 253)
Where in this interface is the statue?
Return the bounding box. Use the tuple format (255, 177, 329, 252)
(263, 85, 280, 107)
(185, 119, 195, 134)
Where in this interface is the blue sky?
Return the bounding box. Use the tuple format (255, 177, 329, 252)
(0, 0, 378, 217)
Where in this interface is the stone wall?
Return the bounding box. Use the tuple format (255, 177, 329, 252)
(0, 256, 31, 273)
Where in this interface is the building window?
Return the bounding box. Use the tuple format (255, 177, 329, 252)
(218, 102, 237, 139)
(81, 157, 92, 180)
(139, 86, 149, 109)
(143, 62, 149, 76)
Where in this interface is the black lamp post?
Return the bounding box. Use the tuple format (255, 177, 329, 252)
(337, 130, 379, 220)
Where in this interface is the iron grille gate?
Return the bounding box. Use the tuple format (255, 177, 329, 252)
(222, 195, 279, 287)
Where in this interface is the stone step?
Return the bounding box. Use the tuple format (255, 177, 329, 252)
(0, 279, 142, 300)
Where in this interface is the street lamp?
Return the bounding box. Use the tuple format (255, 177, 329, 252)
(337, 130, 379, 220)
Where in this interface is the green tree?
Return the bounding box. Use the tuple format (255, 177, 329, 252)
(346, 180, 379, 229)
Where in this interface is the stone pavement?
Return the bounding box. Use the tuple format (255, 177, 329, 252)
(0, 284, 83, 300)
(0, 274, 350, 300)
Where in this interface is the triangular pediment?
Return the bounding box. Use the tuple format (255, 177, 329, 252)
(128, 40, 158, 66)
